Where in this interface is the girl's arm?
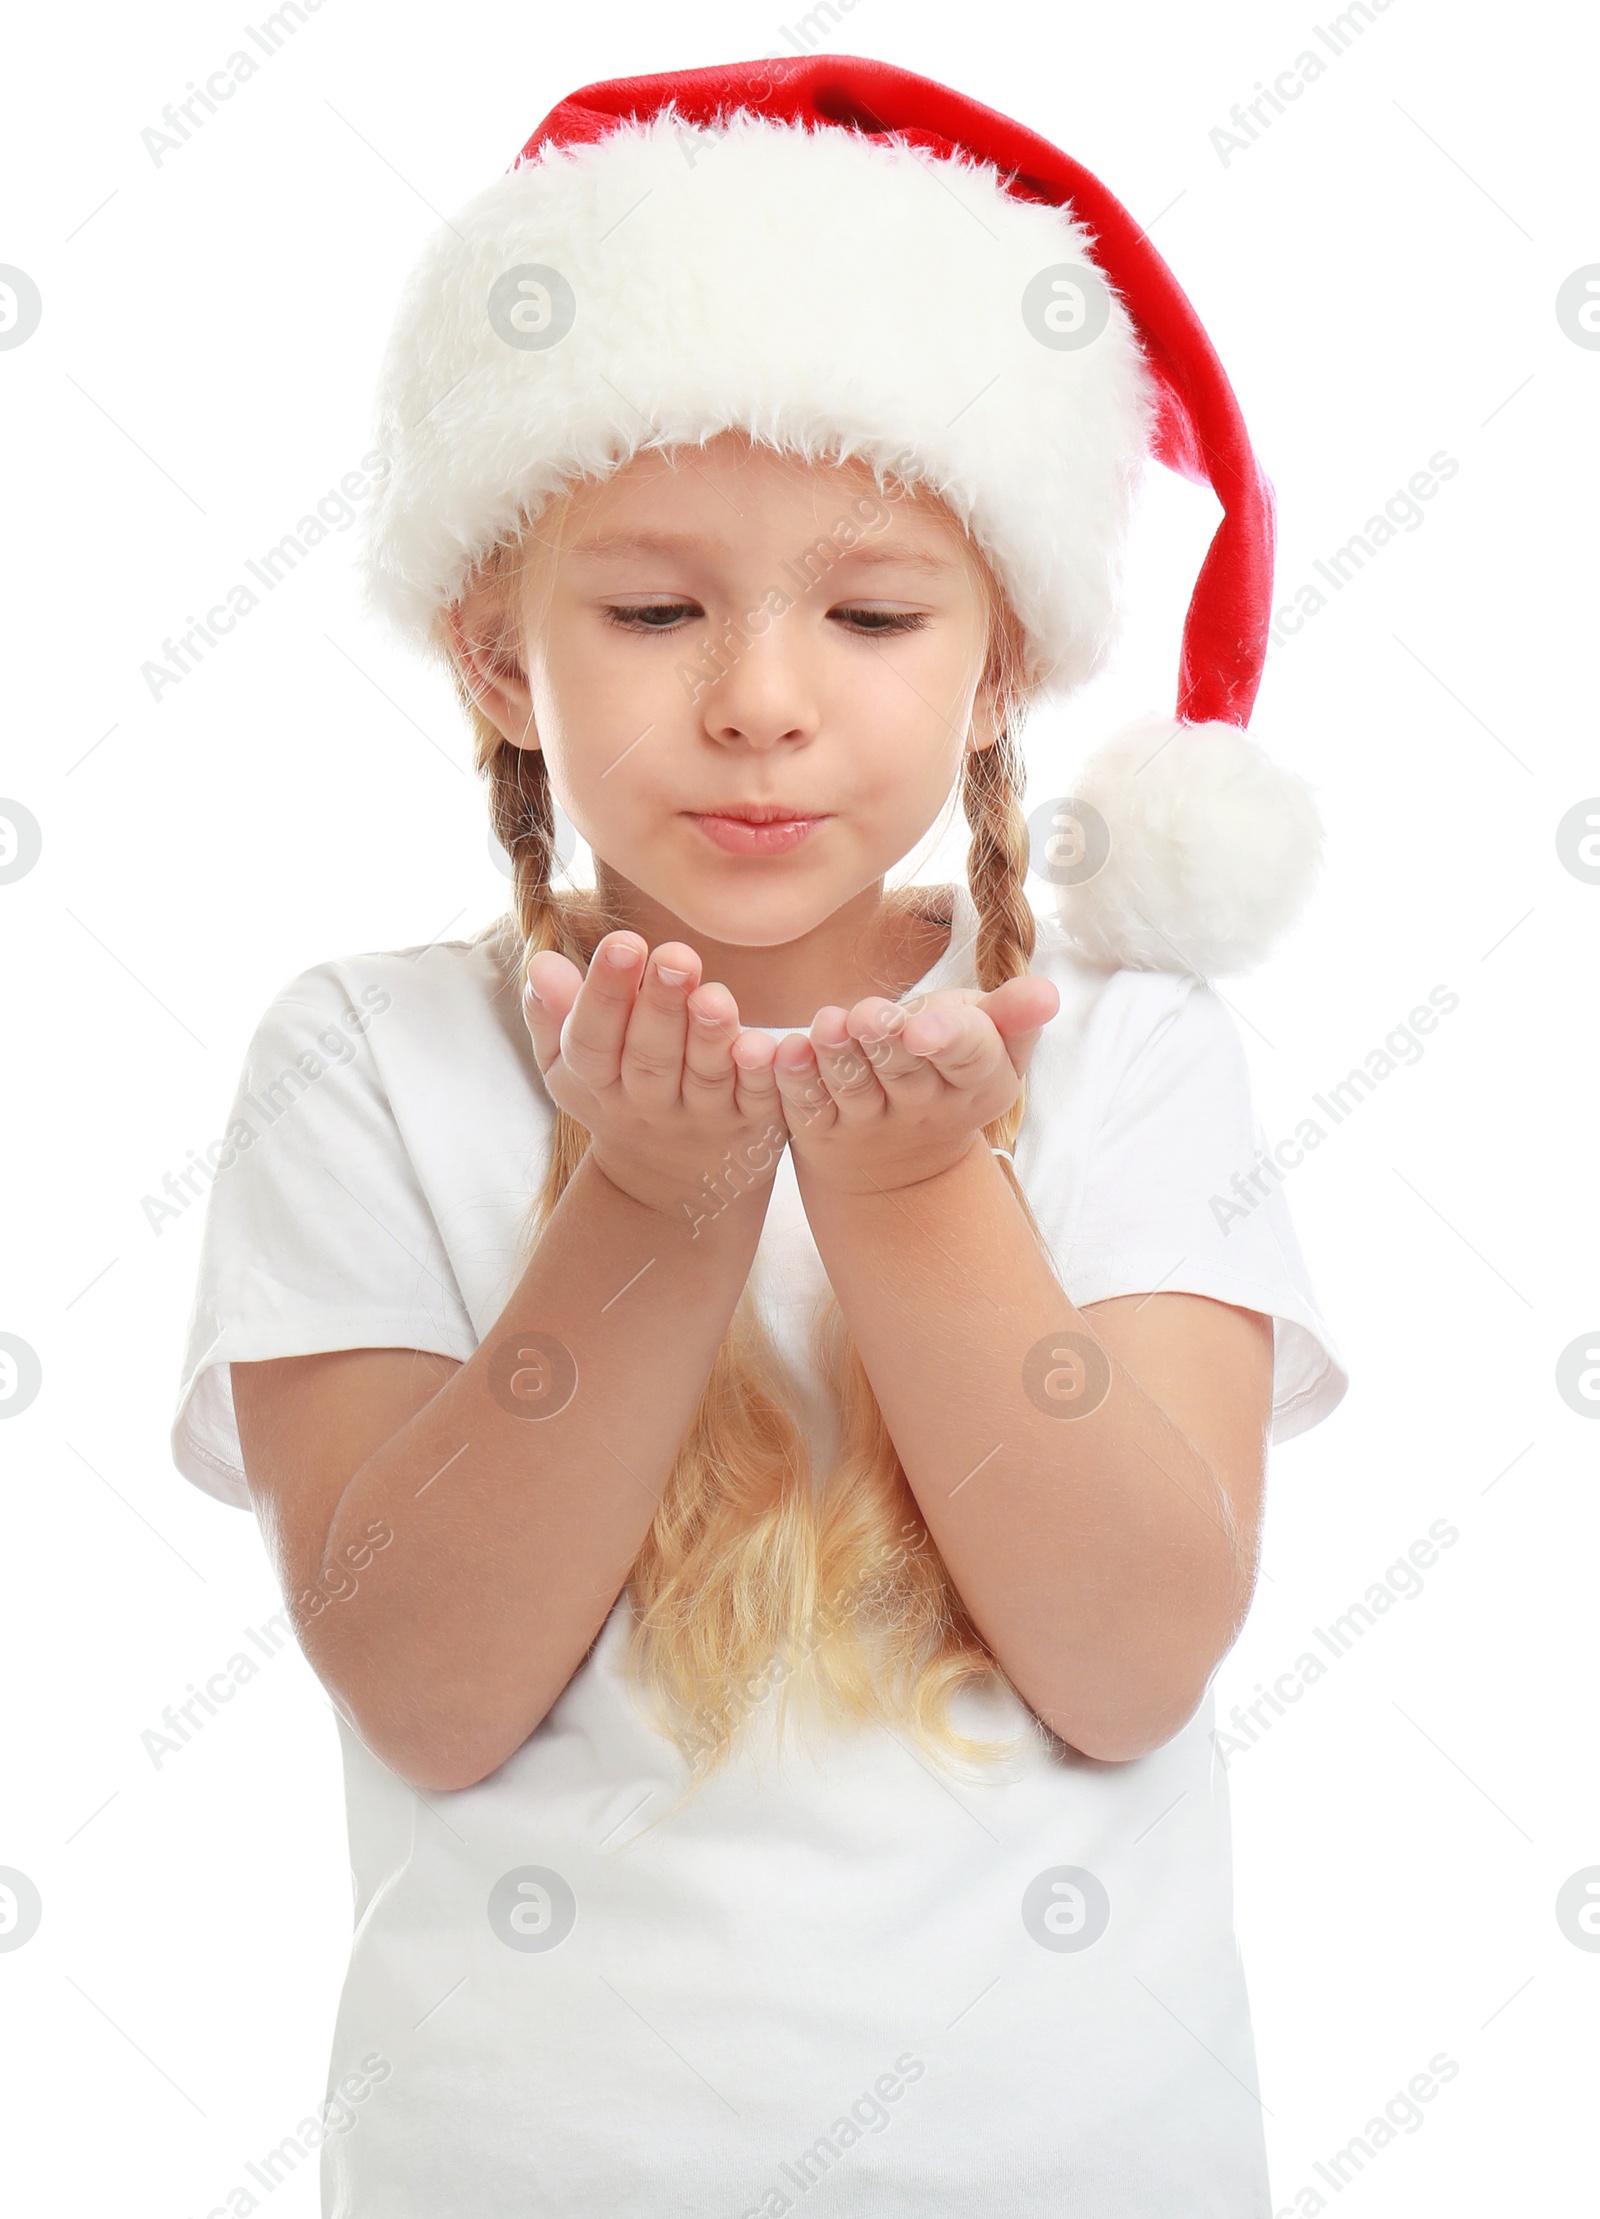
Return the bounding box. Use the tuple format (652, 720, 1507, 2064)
(794, 1143, 1273, 1763)
(233, 1149, 774, 1793)
(233, 929, 788, 1794)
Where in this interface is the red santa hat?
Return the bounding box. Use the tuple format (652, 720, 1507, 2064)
(360, 53, 1323, 976)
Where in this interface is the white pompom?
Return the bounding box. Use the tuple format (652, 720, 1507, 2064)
(1050, 714, 1325, 977)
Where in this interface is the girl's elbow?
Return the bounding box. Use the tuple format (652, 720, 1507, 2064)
(1069, 1712, 1192, 1764)
(367, 1729, 528, 1795)
(325, 1683, 549, 1794)
(1033, 1677, 1212, 1765)
(390, 1709, 554, 1792)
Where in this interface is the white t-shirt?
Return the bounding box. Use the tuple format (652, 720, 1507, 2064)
(170, 877, 1348, 2219)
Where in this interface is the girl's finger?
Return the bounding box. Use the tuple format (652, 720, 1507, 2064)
(727, 1027, 788, 1145)
(897, 1000, 995, 1086)
(617, 943, 702, 1110)
(997, 1018, 1053, 1081)
(771, 1031, 837, 1140)
(985, 976, 1061, 1076)
(844, 998, 943, 1097)
(681, 982, 741, 1102)
(521, 951, 583, 1074)
(807, 1004, 886, 1123)
(557, 930, 648, 1088)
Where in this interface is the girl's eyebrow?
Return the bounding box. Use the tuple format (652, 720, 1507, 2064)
(567, 530, 720, 562)
(567, 528, 956, 573)
(830, 543, 956, 574)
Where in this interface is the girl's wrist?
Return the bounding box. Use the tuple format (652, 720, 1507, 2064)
(790, 1131, 985, 1200)
(587, 1139, 784, 1227)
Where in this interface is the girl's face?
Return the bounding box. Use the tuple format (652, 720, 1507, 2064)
(453, 430, 1010, 993)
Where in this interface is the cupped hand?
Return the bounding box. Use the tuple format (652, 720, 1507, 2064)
(521, 931, 789, 1224)
(771, 976, 1060, 1196)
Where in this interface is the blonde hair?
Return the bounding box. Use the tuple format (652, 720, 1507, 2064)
(436, 446, 1057, 1819)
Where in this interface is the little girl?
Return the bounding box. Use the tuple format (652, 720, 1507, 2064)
(171, 54, 1348, 2218)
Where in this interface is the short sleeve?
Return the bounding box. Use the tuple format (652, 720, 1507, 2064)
(170, 962, 478, 1511)
(1053, 971, 1349, 1446)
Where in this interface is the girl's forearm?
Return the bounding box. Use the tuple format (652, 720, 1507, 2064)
(312, 1150, 774, 1790)
(794, 1142, 1253, 1762)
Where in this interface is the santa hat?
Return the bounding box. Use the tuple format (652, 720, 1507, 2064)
(360, 54, 1323, 976)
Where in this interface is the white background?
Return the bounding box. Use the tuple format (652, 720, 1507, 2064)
(2, 1, 1595, 2213)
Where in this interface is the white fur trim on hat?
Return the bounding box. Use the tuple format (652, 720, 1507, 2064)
(1051, 715, 1325, 976)
(360, 107, 1157, 696)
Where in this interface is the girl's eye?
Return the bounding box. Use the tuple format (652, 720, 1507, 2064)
(598, 603, 930, 636)
(601, 602, 697, 632)
(832, 607, 929, 635)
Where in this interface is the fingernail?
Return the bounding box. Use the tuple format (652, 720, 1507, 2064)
(605, 940, 641, 968)
(523, 979, 543, 1005)
(656, 963, 691, 986)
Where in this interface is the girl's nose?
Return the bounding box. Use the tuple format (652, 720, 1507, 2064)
(697, 628, 823, 751)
